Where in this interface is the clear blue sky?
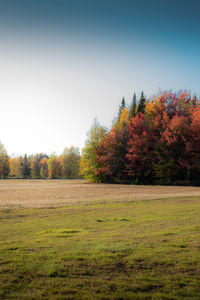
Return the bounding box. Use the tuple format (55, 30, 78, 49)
(0, 0, 199, 155)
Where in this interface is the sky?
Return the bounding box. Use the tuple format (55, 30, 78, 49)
(0, 0, 200, 155)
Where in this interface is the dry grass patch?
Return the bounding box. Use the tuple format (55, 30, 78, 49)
(0, 179, 200, 208)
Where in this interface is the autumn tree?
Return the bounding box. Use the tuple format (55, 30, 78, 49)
(97, 122, 130, 183)
(80, 119, 107, 182)
(126, 113, 159, 184)
(61, 146, 80, 178)
(9, 157, 21, 178)
(47, 153, 57, 179)
(0, 142, 9, 178)
(185, 104, 200, 184)
(31, 153, 47, 178)
(153, 114, 190, 184)
(39, 157, 49, 178)
(55, 156, 62, 178)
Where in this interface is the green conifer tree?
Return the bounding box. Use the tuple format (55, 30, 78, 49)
(118, 97, 126, 119)
(137, 91, 146, 114)
(129, 93, 137, 118)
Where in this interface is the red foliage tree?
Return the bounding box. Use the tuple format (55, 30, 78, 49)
(127, 113, 159, 183)
(96, 123, 129, 183)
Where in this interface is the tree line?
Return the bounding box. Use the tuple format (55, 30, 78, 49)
(1, 90, 200, 184)
(0, 146, 80, 179)
(80, 91, 200, 185)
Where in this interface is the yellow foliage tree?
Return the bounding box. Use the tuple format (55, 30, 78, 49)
(9, 157, 21, 178)
(119, 107, 129, 123)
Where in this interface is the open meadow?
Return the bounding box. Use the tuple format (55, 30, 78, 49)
(0, 180, 200, 299)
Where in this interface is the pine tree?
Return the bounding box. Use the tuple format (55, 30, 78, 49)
(138, 91, 146, 114)
(129, 93, 137, 118)
(118, 97, 126, 119)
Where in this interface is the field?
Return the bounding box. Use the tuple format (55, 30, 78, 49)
(0, 180, 200, 299)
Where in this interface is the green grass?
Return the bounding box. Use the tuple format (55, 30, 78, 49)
(0, 197, 200, 299)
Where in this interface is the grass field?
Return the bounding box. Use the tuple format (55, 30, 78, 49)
(0, 180, 200, 299)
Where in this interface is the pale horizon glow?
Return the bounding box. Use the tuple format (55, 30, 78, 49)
(0, 0, 200, 155)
